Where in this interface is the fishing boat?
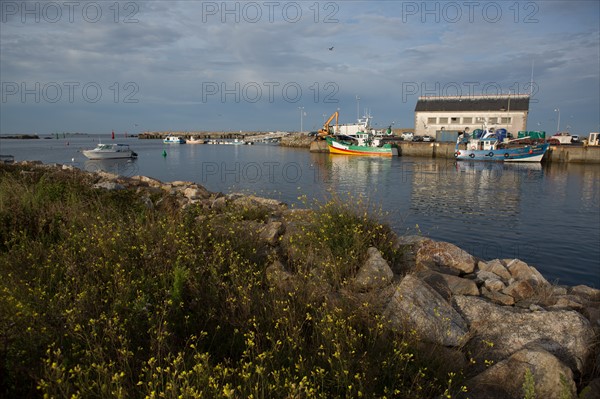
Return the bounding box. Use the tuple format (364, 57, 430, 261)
(163, 135, 186, 144)
(326, 135, 398, 156)
(82, 143, 137, 160)
(454, 129, 548, 162)
(318, 110, 398, 156)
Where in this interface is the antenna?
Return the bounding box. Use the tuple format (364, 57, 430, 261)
(530, 59, 534, 96)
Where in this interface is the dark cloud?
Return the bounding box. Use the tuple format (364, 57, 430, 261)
(1, 1, 598, 134)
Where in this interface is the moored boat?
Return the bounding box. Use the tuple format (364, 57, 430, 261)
(164, 135, 186, 144)
(326, 135, 398, 156)
(82, 143, 138, 160)
(187, 136, 206, 144)
(454, 130, 548, 162)
(318, 110, 397, 156)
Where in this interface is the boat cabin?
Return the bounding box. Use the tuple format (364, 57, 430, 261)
(458, 137, 499, 151)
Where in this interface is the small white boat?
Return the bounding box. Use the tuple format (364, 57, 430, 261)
(82, 143, 137, 160)
(187, 136, 206, 144)
(163, 135, 186, 144)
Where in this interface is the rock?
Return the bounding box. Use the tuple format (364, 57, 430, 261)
(454, 295, 595, 372)
(131, 175, 163, 187)
(415, 270, 452, 300)
(394, 235, 432, 248)
(231, 195, 286, 213)
(551, 295, 585, 310)
(171, 180, 194, 187)
(483, 278, 506, 292)
(502, 280, 535, 302)
(582, 377, 600, 399)
(467, 346, 576, 399)
(582, 303, 600, 327)
(211, 196, 227, 210)
(476, 270, 504, 284)
(481, 287, 515, 306)
(182, 186, 211, 201)
(444, 274, 479, 296)
(140, 195, 154, 210)
(385, 275, 468, 347)
(352, 247, 394, 291)
(390, 235, 433, 274)
(505, 259, 549, 287)
(260, 221, 285, 246)
(95, 170, 120, 181)
(478, 259, 512, 281)
(265, 261, 295, 292)
(416, 241, 476, 274)
(552, 286, 568, 296)
(571, 285, 600, 301)
(92, 181, 125, 190)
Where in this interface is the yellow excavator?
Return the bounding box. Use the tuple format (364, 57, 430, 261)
(317, 111, 339, 138)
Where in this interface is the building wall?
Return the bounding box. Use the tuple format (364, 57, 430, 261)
(414, 110, 528, 136)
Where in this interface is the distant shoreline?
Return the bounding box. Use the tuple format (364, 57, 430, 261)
(0, 133, 93, 139)
(0, 134, 40, 139)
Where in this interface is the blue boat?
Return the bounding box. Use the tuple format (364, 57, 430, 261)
(163, 135, 186, 144)
(454, 130, 549, 162)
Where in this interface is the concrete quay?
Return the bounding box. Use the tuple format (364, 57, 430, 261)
(306, 139, 600, 164)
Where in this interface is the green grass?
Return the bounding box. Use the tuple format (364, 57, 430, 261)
(0, 164, 468, 398)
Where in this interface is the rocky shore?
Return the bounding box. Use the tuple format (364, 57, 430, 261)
(11, 161, 600, 398)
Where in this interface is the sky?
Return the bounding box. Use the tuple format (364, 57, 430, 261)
(1, 0, 599, 135)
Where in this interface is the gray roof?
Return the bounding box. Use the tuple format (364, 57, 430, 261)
(415, 96, 530, 112)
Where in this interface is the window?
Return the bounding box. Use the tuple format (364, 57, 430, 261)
(488, 117, 498, 124)
(476, 117, 485, 123)
(501, 117, 511, 124)
(438, 117, 448, 124)
(462, 117, 472, 124)
(450, 117, 459, 123)
(427, 117, 436, 124)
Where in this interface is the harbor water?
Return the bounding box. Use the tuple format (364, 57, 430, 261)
(1, 135, 599, 288)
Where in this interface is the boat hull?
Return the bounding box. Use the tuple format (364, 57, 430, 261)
(454, 143, 549, 162)
(326, 137, 397, 156)
(83, 151, 136, 160)
(83, 144, 137, 160)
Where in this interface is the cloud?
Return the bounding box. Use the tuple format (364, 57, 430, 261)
(0, 0, 598, 134)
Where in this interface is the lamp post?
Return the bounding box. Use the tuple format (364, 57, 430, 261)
(554, 108, 560, 132)
(298, 107, 304, 133)
(356, 95, 360, 120)
(505, 90, 511, 130)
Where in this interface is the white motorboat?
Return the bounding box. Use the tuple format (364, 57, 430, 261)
(82, 143, 137, 160)
(164, 135, 186, 144)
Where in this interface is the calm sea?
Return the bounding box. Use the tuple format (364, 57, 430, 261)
(1, 135, 599, 288)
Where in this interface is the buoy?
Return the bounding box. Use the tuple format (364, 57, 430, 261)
(162, 150, 167, 157)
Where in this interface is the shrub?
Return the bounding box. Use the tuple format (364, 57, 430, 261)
(0, 164, 463, 398)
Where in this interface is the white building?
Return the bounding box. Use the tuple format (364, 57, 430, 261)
(414, 94, 530, 137)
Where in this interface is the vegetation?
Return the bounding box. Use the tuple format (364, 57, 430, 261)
(1, 164, 470, 398)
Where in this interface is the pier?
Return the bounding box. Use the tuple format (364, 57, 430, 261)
(138, 131, 289, 143)
(305, 138, 600, 164)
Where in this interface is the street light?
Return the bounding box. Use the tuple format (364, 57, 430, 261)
(554, 108, 560, 132)
(356, 95, 360, 120)
(298, 107, 304, 133)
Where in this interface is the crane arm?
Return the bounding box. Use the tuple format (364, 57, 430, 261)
(317, 111, 339, 137)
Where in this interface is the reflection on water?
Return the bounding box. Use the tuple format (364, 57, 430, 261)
(83, 158, 139, 177)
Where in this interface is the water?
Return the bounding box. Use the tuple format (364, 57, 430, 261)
(2, 135, 599, 288)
